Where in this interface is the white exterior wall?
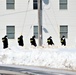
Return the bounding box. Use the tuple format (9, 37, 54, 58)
(0, 0, 76, 48)
(43, 0, 76, 47)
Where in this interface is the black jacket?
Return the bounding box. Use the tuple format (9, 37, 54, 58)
(61, 37, 66, 46)
(47, 37, 54, 45)
(18, 35, 24, 46)
(30, 36, 37, 47)
(2, 36, 8, 49)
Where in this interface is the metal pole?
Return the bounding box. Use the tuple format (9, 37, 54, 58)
(38, 0, 42, 46)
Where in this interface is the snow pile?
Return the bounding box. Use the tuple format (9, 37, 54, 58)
(0, 46, 76, 70)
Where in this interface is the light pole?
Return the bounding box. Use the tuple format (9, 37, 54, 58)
(38, 0, 42, 46)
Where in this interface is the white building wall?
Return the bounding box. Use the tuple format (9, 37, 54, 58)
(0, 0, 76, 48)
(0, 0, 38, 48)
(43, 0, 76, 47)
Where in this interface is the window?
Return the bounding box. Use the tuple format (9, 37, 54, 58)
(34, 26, 38, 38)
(6, 0, 15, 9)
(60, 25, 68, 38)
(59, 0, 67, 9)
(33, 0, 38, 9)
(6, 26, 15, 39)
(40, 0, 42, 10)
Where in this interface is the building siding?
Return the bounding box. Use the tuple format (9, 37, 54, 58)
(0, 0, 76, 48)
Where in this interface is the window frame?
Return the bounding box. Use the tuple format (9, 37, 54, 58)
(34, 26, 38, 38)
(60, 25, 68, 38)
(6, 0, 15, 9)
(33, 0, 38, 9)
(6, 26, 15, 39)
(59, 0, 68, 10)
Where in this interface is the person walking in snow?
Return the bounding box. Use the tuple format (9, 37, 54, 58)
(47, 36, 54, 45)
(2, 35, 8, 49)
(61, 35, 66, 46)
(30, 35, 37, 47)
(18, 35, 24, 46)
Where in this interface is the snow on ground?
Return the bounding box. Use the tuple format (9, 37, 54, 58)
(0, 46, 76, 71)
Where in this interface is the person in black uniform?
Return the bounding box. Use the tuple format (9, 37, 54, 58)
(2, 35, 8, 49)
(18, 35, 24, 46)
(30, 35, 37, 47)
(61, 35, 66, 46)
(47, 36, 54, 45)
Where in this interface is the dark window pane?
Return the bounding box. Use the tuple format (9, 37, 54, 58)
(60, 0, 67, 3)
(60, 26, 68, 32)
(59, 0, 67, 9)
(60, 32, 67, 38)
(7, 26, 15, 39)
(60, 4, 67, 9)
(33, 0, 38, 9)
(34, 26, 38, 38)
(7, 3, 14, 9)
(33, 0, 37, 2)
(34, 33, 38, 38)
(34, 26, 38, 32)
(7, 0, 14, 3)
(60, 25, 68, 38)
(7, 33, 15, 39)
(33, 3, 38, 9)
(6, 0, 15, 9)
